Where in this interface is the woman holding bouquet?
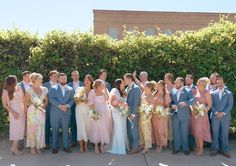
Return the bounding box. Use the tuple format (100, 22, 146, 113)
(25, 73, 48, 155)
(75, 74, 94, 153)
(152, 80, 171, 153)
(88, 79, 111, 154)
(139, 81, 155, 154)
(2, 75, 26, 155)
(108, 79, 129, 155)
(190, 78, 212, 156)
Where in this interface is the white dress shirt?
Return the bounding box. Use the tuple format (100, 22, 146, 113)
(219, 88, 224, 100)
(59, 84, 66, 97)
(73, 81, 80, 91)
(23, 81, 31, 90)
(177, 87, 184, 102)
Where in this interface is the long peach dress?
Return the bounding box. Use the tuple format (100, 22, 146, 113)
(190, 89, 211, 142)
(152, 94, 171, 147)
(2, 88, 25, 141)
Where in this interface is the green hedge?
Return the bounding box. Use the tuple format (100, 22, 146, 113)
(0, 17, 236, 130)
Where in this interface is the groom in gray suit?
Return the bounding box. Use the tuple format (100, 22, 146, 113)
(210, 77, 233, 158)
(124, 73, 141, 154)
(171, 77, 195, 155)
(49, 73, 74, 154)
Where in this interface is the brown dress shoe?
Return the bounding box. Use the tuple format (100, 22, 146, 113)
(221, 152, 231, 158)
(44, 144, 50, 150)
(63, 148, 72, 153)
(210, 151, 218, 157)
(127, 149, 139, 154)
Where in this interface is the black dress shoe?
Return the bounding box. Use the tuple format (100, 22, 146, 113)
(210, 151, 218, 157)
(172, 150, 180, 154)
(52, 149, 58, 154)
(63, 148, 72, 153)
(71, 143, 77, 148)
(184, 151, 190, 155)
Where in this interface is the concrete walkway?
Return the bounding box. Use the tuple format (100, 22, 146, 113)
(0, 136, 235, 166)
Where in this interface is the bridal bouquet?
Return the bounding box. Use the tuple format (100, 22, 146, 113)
(117, 98, 129, 116)
(31, 93, 45, 113)
(74, 88, 86, 102)
(193, 102, 206, 117)
(154, 106, 170, 118)
(88, 109, 100, 121)
(139, 104, 154, 119)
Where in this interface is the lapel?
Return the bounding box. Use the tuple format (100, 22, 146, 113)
(57, 85, 64, 98)
(20, 82, 26, 94)
(220, 89, 227, 101)
(178, 88, 186, 102)
(127, 83, 134, 99)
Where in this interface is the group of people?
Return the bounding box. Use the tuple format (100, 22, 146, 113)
(1, 69, 233, 159)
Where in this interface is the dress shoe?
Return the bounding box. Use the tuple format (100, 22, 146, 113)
(221, 152, 231, 158)
(63, 148, 72, 153)
(127, 149, 140, 154)
(210, 151, 218, 157)
(44, 144, 50, 150)
(71, 143, 77, 148)
(172, 150, 180, 154)
(184, 151, 190, 155)
(52, 149, 58, 154)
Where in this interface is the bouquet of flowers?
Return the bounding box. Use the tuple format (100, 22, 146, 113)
(88, 109, 100, 121)
(154, 106, 170, 118)
(117, 98, 129, 116)
(139, 104, 154, 119)
(31, 93, 45, 113)
(74, 88, 86, 103)
(193, 102, 206, 117)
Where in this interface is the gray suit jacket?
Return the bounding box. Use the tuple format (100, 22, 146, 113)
(211, 88, 233, 120)
(67, 81, 84, 90)
(171, 87, 195, 120)
(127, 83, 142, 117)
(18, 81, 27, 94)
(48, 84, 74, 112)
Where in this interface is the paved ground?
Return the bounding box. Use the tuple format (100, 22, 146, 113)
(0, 134, 235, 166)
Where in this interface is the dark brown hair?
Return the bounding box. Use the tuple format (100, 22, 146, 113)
(98, 69, 107, 77)
(84, 74, 94, 89)
(4, 75, 17, 100)
(124, 73, 135, 82)
(22, 71, 30, 77)
(186, 74, 194, 80)
(114, 79, 123, 96)
(157, 80, 167, 106)
(49, 70, 58, 77)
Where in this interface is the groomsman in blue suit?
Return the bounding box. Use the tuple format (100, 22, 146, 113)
(98, 69, 112, 91)
(210, 77, 233, 158)
(43, 70, 59, 150)
(171, 77, 195, 155)
(18, 71, 31, 151)
(124, 73, 142, 154)
(49, 73, 74, 154)
(185, 74, 197, 150)
(67, 70, 84, 147)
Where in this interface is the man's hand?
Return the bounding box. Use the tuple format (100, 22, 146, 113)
(217, 112, 224, 119)
(59, 105, 67, 112)
(172, 105, 178, 110)
(133, 71, 137, 78)
(129, 114, 135, 121)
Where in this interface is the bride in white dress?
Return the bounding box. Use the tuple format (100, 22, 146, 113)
(108, 79, 129, 155)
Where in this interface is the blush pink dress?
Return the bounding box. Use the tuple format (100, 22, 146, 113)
(88, 90, 112, 144)
(190, 89, 211, 142)
(2, 88, 25, 141)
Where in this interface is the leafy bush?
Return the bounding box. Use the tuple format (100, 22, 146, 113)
(0, 18, 235, 131)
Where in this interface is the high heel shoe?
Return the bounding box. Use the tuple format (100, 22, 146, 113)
(11, 148, 23, 156)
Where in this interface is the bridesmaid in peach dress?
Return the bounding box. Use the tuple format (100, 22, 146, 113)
(190, 78, 212, 155)
(88, 79, 112, 154)
(2, 75, 26, 155)
(152, 80, 171, 153)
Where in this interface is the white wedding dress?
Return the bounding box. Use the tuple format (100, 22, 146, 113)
(107, 88, 129, 155)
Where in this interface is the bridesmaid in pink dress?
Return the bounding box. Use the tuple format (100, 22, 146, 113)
(2, 75, 26, 155)
(152, 80, 171, 153)
(190, 78, 212, 156)
(88, 79, 112, 154)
